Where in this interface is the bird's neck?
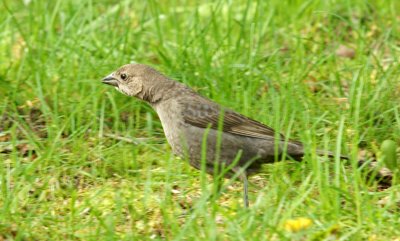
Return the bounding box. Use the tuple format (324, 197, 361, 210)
(140, 78, 188, 106)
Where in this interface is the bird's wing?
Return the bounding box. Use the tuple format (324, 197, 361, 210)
(181, 96, 297, 142)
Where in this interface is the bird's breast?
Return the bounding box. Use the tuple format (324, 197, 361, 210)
(154, 101, 187, 156)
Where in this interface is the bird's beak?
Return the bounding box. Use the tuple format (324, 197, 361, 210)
(102, 74, 119, 87)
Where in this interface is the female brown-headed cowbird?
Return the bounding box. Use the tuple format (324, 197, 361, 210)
(102, 64, 391, 207)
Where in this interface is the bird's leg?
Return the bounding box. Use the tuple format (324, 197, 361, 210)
(233, 167, 249, 208)
(243, 173, 249, 208)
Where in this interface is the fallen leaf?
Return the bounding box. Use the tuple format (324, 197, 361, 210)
(0, 132, 11, 142)
(336, 45, 355, 59)
(377, 194, 400, 208)
(12, 36, 26, 61)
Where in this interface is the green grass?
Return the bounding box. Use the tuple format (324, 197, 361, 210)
(1, 0, 400, 240)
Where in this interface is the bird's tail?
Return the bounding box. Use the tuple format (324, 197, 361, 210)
(315, 149, 392, 187)
(315, 150, 349, 160)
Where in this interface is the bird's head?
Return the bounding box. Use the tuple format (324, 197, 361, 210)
(102, 64, 170, 102)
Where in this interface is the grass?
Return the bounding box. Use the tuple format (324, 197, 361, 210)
(1, 0, 400, 240)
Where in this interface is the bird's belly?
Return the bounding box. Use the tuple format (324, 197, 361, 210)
(182, 127, 264, 171)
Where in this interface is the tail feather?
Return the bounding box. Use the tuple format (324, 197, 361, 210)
(315, 149, 392, 187)
(315, 150, 349, 160)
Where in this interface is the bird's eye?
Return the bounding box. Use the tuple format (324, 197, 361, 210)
(121, 73, 127, 80)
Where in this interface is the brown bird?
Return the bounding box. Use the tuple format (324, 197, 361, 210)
(102, 63, 390, 207)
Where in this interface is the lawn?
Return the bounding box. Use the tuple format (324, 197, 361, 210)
(1, 0, 399, 240)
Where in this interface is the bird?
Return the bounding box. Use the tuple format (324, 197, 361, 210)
(101, 63, 391, 207)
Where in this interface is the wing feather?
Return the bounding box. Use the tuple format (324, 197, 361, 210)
(181, 96, 289, 141)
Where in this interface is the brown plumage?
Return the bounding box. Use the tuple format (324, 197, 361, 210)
(102, 63, 391, 207)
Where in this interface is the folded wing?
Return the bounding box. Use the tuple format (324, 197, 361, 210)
(181, 96, 301, 145)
